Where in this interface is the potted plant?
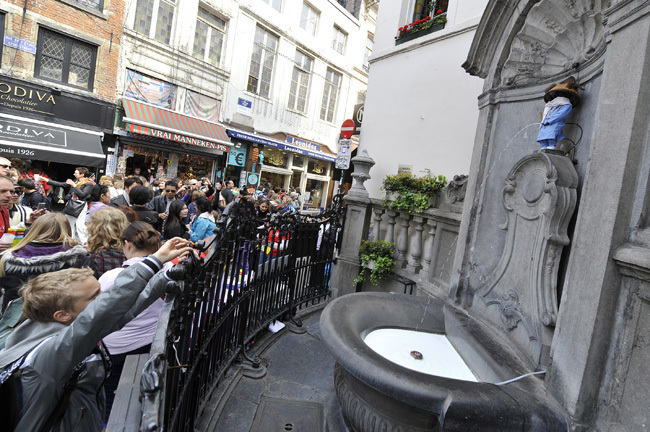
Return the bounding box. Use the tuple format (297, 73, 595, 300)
(381, 173, 447, 213)
(354, 240, 396, 286)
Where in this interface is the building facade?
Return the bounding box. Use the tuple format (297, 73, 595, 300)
(360, 0, 487, 198)
(113, 0, 377, 210)
(0, 0, 124, 178)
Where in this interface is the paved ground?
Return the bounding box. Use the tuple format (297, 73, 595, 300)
(198, 310, 350, 432)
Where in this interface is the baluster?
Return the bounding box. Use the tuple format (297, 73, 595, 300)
(395, 214, 412, 268)
(407, 215, 425, 273)
(371, 207, 384, 241)
(421, 219, 437, 279)
(384, 210, 398, 243)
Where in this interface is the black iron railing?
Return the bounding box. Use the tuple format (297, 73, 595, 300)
(138, 196, 345, 431)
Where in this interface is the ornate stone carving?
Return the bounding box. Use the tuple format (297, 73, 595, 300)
(478, 152, 578, 366)
(446, 174, 469, 203)
(500, 0, 606, 86)
(486, 289, 525, 331)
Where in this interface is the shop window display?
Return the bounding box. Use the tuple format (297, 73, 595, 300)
(304, 178, 326, 208)
(263, 148, 289, 168)
(308, 159, 328, 175)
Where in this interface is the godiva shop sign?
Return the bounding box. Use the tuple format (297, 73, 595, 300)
(0, 81, 57, 116)
(0, 76, 115, 132)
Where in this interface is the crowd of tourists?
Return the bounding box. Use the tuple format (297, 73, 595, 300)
(0, 156, 306, 431)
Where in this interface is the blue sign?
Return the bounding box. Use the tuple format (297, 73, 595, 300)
(237, 97, 252, 116)
(247, 172, 259, 186)
(228, 145, 247, 167)
(3, 35, 36, 54)
(226, 130, 336, 163)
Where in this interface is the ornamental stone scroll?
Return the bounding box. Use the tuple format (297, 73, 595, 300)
(477, 152, 578, 367)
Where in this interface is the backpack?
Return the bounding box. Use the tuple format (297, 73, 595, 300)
(0, 336, 84, 432)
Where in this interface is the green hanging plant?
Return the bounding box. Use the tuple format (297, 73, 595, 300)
(381, 173, 447, 213)
(354, 240, 396, 286)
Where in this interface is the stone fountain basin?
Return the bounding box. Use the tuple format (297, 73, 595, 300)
(320, 292, 567, 431)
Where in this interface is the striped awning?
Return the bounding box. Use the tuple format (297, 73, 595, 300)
(122, 98, 231, 152)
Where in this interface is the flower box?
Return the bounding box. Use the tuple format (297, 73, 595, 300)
(395, 22, 446, 45)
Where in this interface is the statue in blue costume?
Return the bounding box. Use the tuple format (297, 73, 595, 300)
(537, 76, 580, 150)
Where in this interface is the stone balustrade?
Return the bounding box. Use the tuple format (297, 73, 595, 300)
(366, 197, 463, 298)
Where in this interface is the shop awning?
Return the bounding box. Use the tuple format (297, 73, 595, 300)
(0, 112, 106, 167)
(122, 98, 231, 152)
(226, 129, 336, 162)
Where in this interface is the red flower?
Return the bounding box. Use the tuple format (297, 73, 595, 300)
(426, 16, 431, 20)
(436, 9, 443, 14)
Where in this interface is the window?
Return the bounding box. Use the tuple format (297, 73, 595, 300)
(412, 0, 449, 22)
(363, 34, 373, 73)
(134, 0, 176, 45)
(331, 26, 347, 55)
(320, 68, 341, 123)
(0, 12, 5, 62)
(247, 27, 279, 98)
(193, 7, 226, 66)
(70, 0, 103, 12)
(300, 3, 319, 36)
(262, 0, 282, 12)
(35, 28, 97, 91)
(288, 51, 312, 113)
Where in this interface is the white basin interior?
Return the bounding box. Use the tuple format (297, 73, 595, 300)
(364, 328, 478, 382)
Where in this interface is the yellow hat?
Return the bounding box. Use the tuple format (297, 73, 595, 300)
(544, 76, 580, 107)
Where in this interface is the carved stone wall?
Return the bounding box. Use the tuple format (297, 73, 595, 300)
(475, 152, 578, 367)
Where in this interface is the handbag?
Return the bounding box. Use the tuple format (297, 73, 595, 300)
(62, 199, 86, 218)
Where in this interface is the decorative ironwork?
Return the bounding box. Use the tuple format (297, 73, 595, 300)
(139, 195, 346, 431)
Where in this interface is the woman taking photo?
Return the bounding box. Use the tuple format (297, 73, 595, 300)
(87, 207, 128, 279)
(0, 212, 88, 312)
(99, 221, 171, 420)
(162, 200, 190, 240)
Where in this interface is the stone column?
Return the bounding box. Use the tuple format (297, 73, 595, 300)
(395, 214, 412, 268)
(330, 150, 375, 298)
(384, 210, 398, 243)
(371, 207, 384, 241)
(407, 215, 425, 273)
(420, 219, 437, 279)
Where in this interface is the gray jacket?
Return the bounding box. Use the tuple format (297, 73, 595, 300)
(0, 256, 170, 432)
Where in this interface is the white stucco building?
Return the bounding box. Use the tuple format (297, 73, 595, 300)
(113, 0, 376, 209)
(361, 0, 487, 198)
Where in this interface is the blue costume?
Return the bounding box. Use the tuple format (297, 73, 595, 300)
(537, 98, 573, 149)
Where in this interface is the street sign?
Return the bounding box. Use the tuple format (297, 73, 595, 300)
(341, 119, 355, 139)
(353, 104, 364, 134)
(336, 139, 352, 170)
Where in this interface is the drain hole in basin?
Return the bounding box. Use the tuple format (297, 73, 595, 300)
(284, 423, 294, 430)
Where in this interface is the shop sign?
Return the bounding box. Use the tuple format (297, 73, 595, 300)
(0, 81, 57, 116)
(353, 104, 364, 134)
(247, 172, 260, 188)
(227, 130, 336, 163)
(3, 35, 36, 54)
(147, 127, 229, 152)
(228, 146, 247, 167)
(286, 136, 321, 152)
(0, 118, 66, 148)
(0, 75, 115, 131)
(237, 98, 252, 116)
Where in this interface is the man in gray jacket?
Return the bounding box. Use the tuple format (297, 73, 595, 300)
(0, 237, 191, 432)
